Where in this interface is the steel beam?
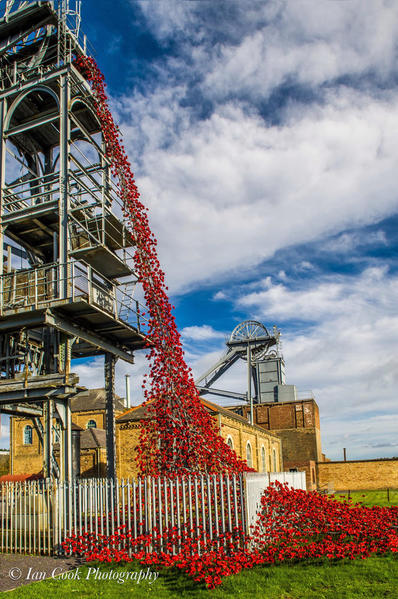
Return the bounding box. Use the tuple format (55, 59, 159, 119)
(0, 403, 43, 416)
(0, 310, 46, 330)
(45, 310, 136, 363)
(61, 397, 72, 483)
(196, 387, 247, 401)
(195, 350, 241, 388)
(0, 386, 77, 403)
(0, 66, 69, 102)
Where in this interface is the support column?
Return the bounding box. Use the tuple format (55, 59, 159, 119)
(247, 342, 253, 425)
(0, 99, 6, 311)
(105, 353, 117, 480)
(59, 73, 70, 300)
(43, 399, 53, 479)
(61, 398, 72, 483)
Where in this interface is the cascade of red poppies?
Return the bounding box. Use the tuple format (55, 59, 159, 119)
(74, 55, 249, 475)
(63, 482, 398, 589)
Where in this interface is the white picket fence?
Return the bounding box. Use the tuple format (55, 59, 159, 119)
(0, 472, 306, 556)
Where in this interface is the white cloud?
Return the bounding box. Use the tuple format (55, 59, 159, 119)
(233, 266, 398, 459)
(111, 2, 398, 294)
(322, 230, 388, 254)
(181, 325, 225, 341)
(117, 89, 398, 292)
(73, 353, 149, 408)
(113, 0, 398, 462)
(202, 1, 398, 102)
(213, 291, 227, 300)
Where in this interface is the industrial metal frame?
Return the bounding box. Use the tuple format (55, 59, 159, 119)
(0, 1, 149, 482)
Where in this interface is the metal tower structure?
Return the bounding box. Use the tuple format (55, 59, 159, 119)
(195, 320, 284, 422)
(0, 1, 149, 481)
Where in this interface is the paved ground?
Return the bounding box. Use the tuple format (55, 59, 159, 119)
(0, 554, 84, 593)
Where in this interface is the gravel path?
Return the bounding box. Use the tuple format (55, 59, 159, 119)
(0, 554, 84, 593)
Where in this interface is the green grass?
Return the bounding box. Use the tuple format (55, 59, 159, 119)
(2, 555, 397, 599)
(1, 490, 397, 598)
(333, 489, 398, 507)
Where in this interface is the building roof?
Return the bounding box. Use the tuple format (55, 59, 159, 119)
(116, 397, 279, 438)
(117, 401, 152, 423)
(71, 388, 125, 413)
(80, 427, 106, 449)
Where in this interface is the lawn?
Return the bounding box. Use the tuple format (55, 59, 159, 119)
(2, 555, 397, 599)
(1, 490, 397, 599)
(334, 489, 398, 507)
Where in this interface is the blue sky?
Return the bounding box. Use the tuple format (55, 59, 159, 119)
(1, 0, 398, 461)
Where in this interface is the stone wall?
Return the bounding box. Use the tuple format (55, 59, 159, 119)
(317, 458, 398, 491)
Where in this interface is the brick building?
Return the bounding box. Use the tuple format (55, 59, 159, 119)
(9, 388, 125, 477)
(116, 397, 283, 478)
(229, 397, 327, 490)
(9, 392, 282, 478)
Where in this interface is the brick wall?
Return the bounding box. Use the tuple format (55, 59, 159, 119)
(275, 429, 320, 464)
(0, 453, 9, 476)
(11, 418, 43, 475)
(73, 411, 105, 430)
(218, 415, 282, 472)
(115, 414, 283, 478)
(80, 448, 107, 478)
(116, 422, 141, 479)
(317, 459, 398, 491)
(238, 400, 323, 468)
(284, 459, 316, 491)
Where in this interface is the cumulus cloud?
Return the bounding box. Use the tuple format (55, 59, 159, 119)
(112, 2, 398, 294)
(233, 266, 398, 459)
(181, 325, 226, 341)
(115, 88, 398, 292)
(73, 353, 149, 408)
(91, 0, 398, 461)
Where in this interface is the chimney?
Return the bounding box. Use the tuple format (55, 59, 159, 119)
(125, 374, 131, 409)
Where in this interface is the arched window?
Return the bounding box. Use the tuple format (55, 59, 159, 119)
(246, 442, 252, 468)
(86, 419, 97, 429)
(226, 436, 234, 449)
(261, 446, 266, 473)
(273, 448, 277, 472)
(23, 425, 33, 445)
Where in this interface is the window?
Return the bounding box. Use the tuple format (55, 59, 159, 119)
(226, 436, 234, 449)
(86, 419, 97, 429)
(23, 425, 33, 445)
(261, 446, 266, 473)
(246, 442, 252, 468)
(272, 448, 277, 472)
